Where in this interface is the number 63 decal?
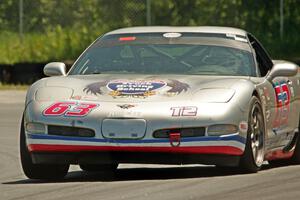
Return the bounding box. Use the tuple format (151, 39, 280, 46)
(43, 102, 99, 117)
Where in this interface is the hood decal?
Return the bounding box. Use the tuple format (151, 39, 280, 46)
(117, 104, 136, 109)
(107, 80, 166, 97)
(83, 80, 109, 95)
(83, 79, 190, 98)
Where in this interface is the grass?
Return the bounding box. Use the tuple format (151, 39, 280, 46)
(0, 26, 105, 65)
(0, 83, 29, 90)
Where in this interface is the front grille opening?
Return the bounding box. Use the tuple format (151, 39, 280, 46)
(48, 125, 95, 137)
(153, 127, 205, 138)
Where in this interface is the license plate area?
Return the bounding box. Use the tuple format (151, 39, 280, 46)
(101, 119, 146, 139)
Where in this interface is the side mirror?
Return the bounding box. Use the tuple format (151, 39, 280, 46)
(44, 62, 66, 76)
(267, 62, 298, 81)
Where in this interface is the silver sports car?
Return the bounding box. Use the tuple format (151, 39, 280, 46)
(21, 26, 300, 179)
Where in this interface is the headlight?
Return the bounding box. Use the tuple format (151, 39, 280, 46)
(207, 124, 238, 136)
(35, 87, 73, 102)
(192, 89, 235, 103)
(26, 122, 46, 134)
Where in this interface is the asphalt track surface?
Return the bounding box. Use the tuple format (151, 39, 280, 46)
(1, 90, 300, 200)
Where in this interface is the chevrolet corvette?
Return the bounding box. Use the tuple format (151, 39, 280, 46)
(20, 26, 300, 179)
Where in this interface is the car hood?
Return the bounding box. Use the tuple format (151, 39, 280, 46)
(36, 74, 250, 103)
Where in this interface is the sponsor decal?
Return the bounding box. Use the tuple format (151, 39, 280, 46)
(170, 106, 198, 117)
(117, 104, 136, 109)
(226, 33, 248, 42)
(107, 111, 142, 118)
(71, 95, 98, 101)
(263, 87, 271, 101)
(107, 79, 166, 97)
(163, 32, 182, 38)
(71, 95, 82, 100)
(290, 86, 295, 98)
(273, 81, 290, 127)
(83, 79, 190, 98)
(43, 102, 98, 117)
(261, 87, 271, 122)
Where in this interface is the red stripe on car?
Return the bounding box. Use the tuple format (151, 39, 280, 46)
(28, 144, 243, 155)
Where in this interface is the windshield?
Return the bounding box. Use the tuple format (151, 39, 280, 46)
(69, 33, 256, 76)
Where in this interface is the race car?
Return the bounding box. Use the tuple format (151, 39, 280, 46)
(20, 26, 300, 179)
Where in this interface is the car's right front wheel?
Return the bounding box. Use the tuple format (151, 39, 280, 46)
(20, 116, 69, 180)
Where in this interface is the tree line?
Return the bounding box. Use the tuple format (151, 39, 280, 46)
(0, 0, 299, 64)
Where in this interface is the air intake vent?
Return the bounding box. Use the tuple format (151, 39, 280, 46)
(48, 125, 95, 137)
(153, 127, 205, 138)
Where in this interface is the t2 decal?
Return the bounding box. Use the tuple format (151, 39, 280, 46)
(273, 81, 290, 127)
(170, 106, 198, 117)
(43, 102, 98, 117)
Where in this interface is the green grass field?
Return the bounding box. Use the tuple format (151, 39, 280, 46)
(0, 83, 29, 90)
(0, 26, 104, 65)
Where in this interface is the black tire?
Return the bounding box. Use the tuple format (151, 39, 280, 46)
(20, 116, 69, 180)
(239, 96, 265, 173)
(79, 163, 118, 172)
(290, 117, 300, 164)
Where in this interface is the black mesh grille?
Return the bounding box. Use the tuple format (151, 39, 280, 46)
(153, 127, 205, 138)
(48, 125, 95, 137)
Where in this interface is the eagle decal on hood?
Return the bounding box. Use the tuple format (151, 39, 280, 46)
(83, 79, 190, 98)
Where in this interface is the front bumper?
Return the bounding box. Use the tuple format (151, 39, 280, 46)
(24, 99, 248, 166)
(31, 151, 241, 167)
(26, 133, 245, 166)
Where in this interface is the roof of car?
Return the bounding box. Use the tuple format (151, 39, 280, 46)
(105, 26, 247, 37)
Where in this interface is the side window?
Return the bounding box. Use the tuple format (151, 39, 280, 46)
(247, 34, 273, 77)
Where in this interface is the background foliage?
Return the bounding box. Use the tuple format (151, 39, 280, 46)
(0, 0, 299, 64)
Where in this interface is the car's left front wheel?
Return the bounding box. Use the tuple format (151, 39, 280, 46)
(20, 116, 69, 180)
(239, 96, 265, 173)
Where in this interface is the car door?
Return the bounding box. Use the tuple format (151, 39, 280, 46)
(247, 34, 296, 149)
